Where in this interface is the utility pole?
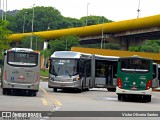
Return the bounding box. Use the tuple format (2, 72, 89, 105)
(30, 4, 35, 49)
(86, 3, 90, 26)
(101, 16, 104, 49)
(4, 0, 7, 20)
(137, 0, 141, 18)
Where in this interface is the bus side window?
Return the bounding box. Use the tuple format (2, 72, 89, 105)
(79, 60, 84, 77)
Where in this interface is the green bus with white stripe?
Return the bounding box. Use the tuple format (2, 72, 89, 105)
(116, 56, 154, 102)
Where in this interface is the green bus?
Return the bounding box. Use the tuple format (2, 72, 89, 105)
(116, 56, 154, 102)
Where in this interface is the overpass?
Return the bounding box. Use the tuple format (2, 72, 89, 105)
(8, 14, 160, 50)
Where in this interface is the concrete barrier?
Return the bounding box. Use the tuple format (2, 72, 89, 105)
(40, 76, 48, 81)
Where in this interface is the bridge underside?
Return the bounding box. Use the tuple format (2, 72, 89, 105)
(80, 27, 160, 50)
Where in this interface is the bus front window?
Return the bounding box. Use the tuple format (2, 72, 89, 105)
(50, 59, 78, 76)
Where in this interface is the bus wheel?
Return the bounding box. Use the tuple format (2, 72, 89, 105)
(77, 89, 82, 93)
(118, 95, 122, 101)
(2, 89, 7, 95)
(53, 88, 57, 92)
(107, 88, 116, 92)
(77, 85, 83, 93)
(145, 95, 151, 102)
(32, 92, 37, 96)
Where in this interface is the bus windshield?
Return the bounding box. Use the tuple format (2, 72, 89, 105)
(7, 51, 38, 67)
(50, 59, 79, 76)
(120, 58, 150, 73)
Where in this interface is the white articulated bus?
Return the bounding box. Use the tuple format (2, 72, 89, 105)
(47, 51, 119, 92)
(158, 64, 160, 86)
(91, 54, 119, 91)
(48, 51, 92, 92)
(1, 48, 40, 96)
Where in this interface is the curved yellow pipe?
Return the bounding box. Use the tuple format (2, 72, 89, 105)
(8, 14, 160, 42)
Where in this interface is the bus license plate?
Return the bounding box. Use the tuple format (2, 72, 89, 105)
(131, 87, 137, 90)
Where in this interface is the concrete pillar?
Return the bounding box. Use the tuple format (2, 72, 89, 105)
(43, 41, 48, 50)
(106, 37, 146, 51)
(120, 38, 129, 50)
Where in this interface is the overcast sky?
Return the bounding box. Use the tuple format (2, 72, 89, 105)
(1, 0, 160, 21)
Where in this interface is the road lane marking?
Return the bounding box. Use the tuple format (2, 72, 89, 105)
(40, 86, 62, 107)
(54, 99, 62, 106)
(42, 98, 48, 105)
(40, 86, 49, 96)
(99, 97, 118, 101)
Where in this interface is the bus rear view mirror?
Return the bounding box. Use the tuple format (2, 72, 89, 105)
(46, 63, 48, 68)
(3, 52, 6, 56)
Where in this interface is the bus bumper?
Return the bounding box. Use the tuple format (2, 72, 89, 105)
(48, 80, 81, 89)
(2, 81, 39, 91)
(116, 86, 152, 95)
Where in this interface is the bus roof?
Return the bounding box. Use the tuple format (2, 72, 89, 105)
(51, 51, 91, 59)
(95, 54, 119, 61)
(9, 48, 34, 52)
(119, 55, 152, 60)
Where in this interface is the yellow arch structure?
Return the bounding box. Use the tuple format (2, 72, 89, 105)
(9, 14, 160, 42)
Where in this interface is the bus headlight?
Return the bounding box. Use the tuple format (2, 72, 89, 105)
(73, 76, 80, 81)
(49, 77, 54, 81)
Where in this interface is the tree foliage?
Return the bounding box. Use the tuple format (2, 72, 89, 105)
(129, 40, 160, 53)
(11, 7, 84, 33)
(21, 35, 44, 50)
(80, 15, 113, 26)
(48, 35, 80, 53)
(0, 20, 12, 58)
(80, 43, 120, 50)
(14, 6, 63, 33)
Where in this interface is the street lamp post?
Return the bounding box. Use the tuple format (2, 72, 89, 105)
(23, 12, 27, 33)
(47, 23, 50, 30)
(86, 3, 90, 26)
(101, 16, 104, 49)
(137, 0, 141, 18)
(30, 4, 35, 49)
(66, 39, 68, 51)
(0, 0, 1, 20)
(1, 0, 4, 20)
(4, 0, 7, 20)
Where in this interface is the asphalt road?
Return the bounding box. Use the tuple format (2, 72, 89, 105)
(0, 82, 160, 120)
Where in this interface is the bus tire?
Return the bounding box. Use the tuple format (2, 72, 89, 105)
(2, 89, 7, 95)
(146, 95, 151, 102)
(77, 83, 83, 93)
(107, 88, 116, 92)
(32, 92, 37, 96)
(53, 88, 57, 92)
(77, 88, 82, 93)
(118, 94, 122, 101)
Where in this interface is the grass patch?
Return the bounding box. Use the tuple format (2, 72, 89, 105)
(40, 69, 49, 77)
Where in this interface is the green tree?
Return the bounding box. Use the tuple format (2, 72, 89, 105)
(65, 17, 84, 27)
(129, 40, 160, 53)
(80, 43, 120, 50)
(21, 35, 44, 50)
(80, 16, 113, 26)
(40, 49, 52, 69)
(0, 20, 12, 58)
(48, 35, 80, 53)
(14, 6, 63, 33)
